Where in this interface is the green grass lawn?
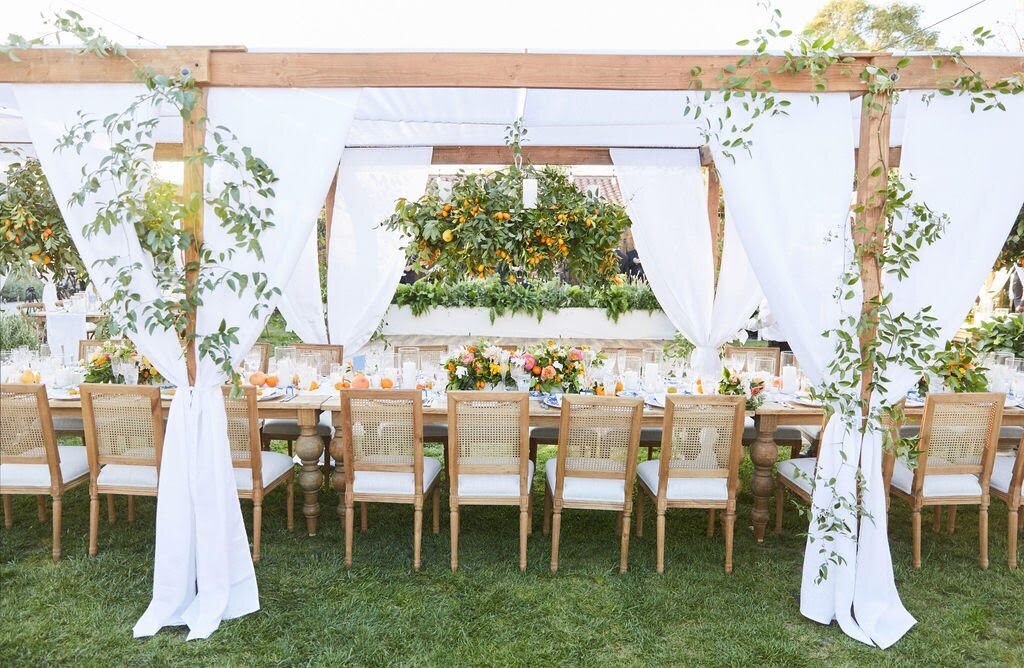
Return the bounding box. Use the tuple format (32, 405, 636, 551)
(1, 445, 1021, 666)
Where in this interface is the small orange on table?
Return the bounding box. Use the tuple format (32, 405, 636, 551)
(380, 377, 394, 389)
(248, 371, 267, 387)
(352, 373, 370, 390)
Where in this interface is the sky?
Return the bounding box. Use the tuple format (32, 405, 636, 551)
(4, 0, 1023, 52)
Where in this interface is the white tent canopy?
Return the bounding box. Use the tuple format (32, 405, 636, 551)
(0, 84, 908, 150)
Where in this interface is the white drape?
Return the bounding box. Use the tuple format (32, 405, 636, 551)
(610, 148, 761, 378)
(712, 93, 897, 645)
(277, 228, 328, 344)
(15, 83, 360, 640)
(138, 88, 361, 640)
(14, 84, 188, 383)
(850, 92, 1024, 646)
(45, 311, 87, 364)
(326, 147, 432, 355)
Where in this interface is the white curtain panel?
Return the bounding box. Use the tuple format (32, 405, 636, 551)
(711, 93, 899, 646)
(851, 92, 1024, 647)
(45, 311, 87, 364)
(13, 84, 188, 381)
(137, 88, 361, 640)
(610, 148, 762, 377)
(326, 147, 433, 355)
(277, 229, 329, 343)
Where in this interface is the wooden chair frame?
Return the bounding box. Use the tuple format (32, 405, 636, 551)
(544, 394, 643, 574)
(991, 436, 1023, 569)
(260, 343, 343, 455)
(339, 389, 441, 571)
(78, 338, 107, 363)
(447, 391, 532, 571)
(637, 395, 745, 573)
(248, 342, 270, 374)
(80, 383, 164, 557)
(224, 385, 294, 562)
(0, 384, 89, 560)
(886, 392, 1003, 570)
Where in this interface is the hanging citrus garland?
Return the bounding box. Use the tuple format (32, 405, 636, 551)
(382, 124, 631, 286)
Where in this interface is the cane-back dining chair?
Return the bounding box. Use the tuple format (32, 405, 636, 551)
(0, 384, 90, 560)
(636, 395, 745, 573)
(990, 436, 1023, 569)
(544, 395, 643, 573)
(338, 389, 442, 571)
(80, 384, 164, 556)
(887, 392, 1003, 569)
(447, 391, 532, 571)
(774, 412, 829, 533)
(224, 386, 294, 562)
(722, 345, 782, 375)
(261, 343, 342, 455)
(78, 338, 107, 363)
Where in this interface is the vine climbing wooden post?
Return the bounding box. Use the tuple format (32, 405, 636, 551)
(182, 85, 207, 385)
(854, 81, 892, 411)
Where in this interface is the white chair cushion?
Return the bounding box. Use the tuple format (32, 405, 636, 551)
(797, 426, 821, 442)
(0, 445, 90, 489)
(636, 459, 728, 501)
(777, 457, 817, 495)
(457, 460, 534, 497)
(352, 457, 442, 496)
(97, 463, 158, 490)
(989, 454, 1023, 497)
(891, 460, 982, 498)
(544, 458, 625, 504)
(234, 451, 294, 491)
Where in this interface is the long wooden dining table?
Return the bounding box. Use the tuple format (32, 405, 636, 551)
(46, 393, 1024, 540)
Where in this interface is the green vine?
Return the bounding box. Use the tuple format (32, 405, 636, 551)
(4, 13, 282, 387)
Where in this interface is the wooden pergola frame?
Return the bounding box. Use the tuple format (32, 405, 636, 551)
(4, 47, 1020, 539)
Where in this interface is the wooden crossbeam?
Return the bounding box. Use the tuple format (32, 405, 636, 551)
(3, 49, 1021, 92)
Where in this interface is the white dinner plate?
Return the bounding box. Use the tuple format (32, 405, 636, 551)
(790, 397, 823, 407)
(645, 395, 665, 409)
(48, 387, 81, 400)
(542, 395, 562, 409)
(256, 387, 285, 401)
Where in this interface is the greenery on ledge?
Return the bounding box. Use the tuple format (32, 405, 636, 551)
(391, 278, 662, 323)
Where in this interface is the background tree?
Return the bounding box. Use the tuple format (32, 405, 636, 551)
(805, 0, 939, 51)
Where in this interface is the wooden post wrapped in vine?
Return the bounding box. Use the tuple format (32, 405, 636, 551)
(182, 85, 206, 385)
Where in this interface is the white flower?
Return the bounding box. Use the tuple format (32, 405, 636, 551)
(455, 366, 468, 378)
(483, 346, 502, 362)
(553, 361, 563, 370)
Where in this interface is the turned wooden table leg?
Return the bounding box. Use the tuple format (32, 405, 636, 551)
(750, 414, 779, 543)
(294, 408, 324, 536)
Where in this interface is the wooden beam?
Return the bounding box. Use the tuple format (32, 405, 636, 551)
(3, 49, 1020, 92)
(0, 48, 211, 83)
(707, 165, 722, 285)
(853, 87, 892, 407)
(854, 146, 901, 168)
(156, 142, 903, 168)
(182, 89, 207, 385)
(323, 168, 339, 257)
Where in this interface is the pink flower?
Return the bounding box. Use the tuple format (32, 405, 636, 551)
(460, 353, 475, 365)
(541, 365, 556, 381)
(522, 354, 537, 371)
(569, 348, 584, 362)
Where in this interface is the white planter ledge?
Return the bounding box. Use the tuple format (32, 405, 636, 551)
(381, 305, 676, 341)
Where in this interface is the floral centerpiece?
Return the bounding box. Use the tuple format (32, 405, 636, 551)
(83, 339, 163, 385)
(443, 340, 513, 390)
(519, 340, 604, 394)
(718, 368, 766, 410)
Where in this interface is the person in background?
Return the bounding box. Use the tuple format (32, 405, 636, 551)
(1011, 264, 1024, 312)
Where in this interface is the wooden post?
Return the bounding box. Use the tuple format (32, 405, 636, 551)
(182, 87, 207, 385)
(323, 168, 339, 257)
(706, 162, 723, 286)
(853, 86, 892, 406)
